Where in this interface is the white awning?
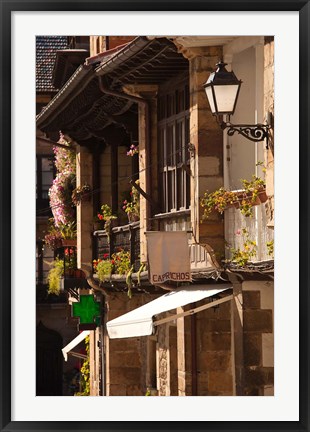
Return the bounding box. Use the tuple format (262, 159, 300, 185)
(106, 284, 233, 339)
(62, 330, 90, 361)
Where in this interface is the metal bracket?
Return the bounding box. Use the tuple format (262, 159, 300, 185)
(223, 122, 271, 149)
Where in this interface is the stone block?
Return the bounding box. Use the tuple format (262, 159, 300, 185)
(199, 351, 231, 372)
(126, 385, 143, 396)
(198, 156, 220, 176)
(243, 333, 262, 366)
(244, 366, 274, 388)
(199, 332, 231, 351)
(109, 367, 142, 385)
(198, 176, 224, 196)
(244, 310, 273, 333)
(203, 319, 231, 333)
(208, 371, 233, 392)
(108, 338, 140, 352)
(109, 351, 141, 368)
(107, 384, 126, 396)
(262, 333, 274, 367)
(243, 291, 261, 309)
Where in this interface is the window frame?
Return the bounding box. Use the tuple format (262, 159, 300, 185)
(157, 76, 190, 215)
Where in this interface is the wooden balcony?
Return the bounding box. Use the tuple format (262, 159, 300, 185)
(93, 221, 140, 272)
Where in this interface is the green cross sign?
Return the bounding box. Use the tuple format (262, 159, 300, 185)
(72, 295, 101, 329)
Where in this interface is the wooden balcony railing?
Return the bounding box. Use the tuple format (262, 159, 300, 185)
(93, 221, 140, 272)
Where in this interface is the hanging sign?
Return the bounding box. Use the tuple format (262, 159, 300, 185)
(145, 231, 191, 284)
(72, 294, 101, 330)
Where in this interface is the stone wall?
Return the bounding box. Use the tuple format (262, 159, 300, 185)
(242, 281, 274, 395)
(187, 47, 225, 256)
(196, 299, 233, 395)
(105, 292, 160, 396)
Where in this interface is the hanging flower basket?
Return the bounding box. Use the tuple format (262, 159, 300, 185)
(71, 184, 92, 206)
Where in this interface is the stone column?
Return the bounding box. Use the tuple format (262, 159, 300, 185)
(76, 145, 97, 395)
(230, 276, 245, 395)
(177, 307, 192, 395)
(123, 84, 158, 263)
(185, 47, 225, 255)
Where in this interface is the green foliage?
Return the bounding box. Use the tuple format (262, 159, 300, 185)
(59, 221, 77, 240)
(112, 250, 131, 274)
(201, 188, 237, 218)
(226, 228, 257, 267)
(94, 249, 134, 298)
(44, 219, 77, 250)
(74, 336, 90, 396)
(201, 175, 266, 219)
(267, 239, 274, 258)
(47, 258, 64, 295)
(122, 181, 140, 218)
(96, 259, 113, 282)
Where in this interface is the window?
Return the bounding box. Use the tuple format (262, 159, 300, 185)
(158, 81, 190, 213)
(36, 155, 54, 216)
(36, 240, 54, 285)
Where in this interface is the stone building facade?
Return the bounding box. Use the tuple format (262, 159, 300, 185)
(36, 35, 274, 397)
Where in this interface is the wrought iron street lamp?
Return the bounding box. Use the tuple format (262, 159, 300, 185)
(203, 61, 271, 147)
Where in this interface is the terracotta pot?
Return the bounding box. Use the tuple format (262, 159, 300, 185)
(128, 213, 139, 223)
(258, 190, 268, 203)
(61, 239, 77, 247)
(65, 269, 85, 279)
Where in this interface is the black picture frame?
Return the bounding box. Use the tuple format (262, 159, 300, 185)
(1, 1, 309, 431)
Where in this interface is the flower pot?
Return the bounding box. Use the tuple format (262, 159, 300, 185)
(128, 213, 139, 223)
(258, 190, 268, 203)
(61, 239, 77, 247)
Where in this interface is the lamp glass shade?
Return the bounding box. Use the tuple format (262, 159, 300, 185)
(203, 61, 242, 116)
(212, 84, 240, 115)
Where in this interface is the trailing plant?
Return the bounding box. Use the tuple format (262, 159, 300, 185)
(94, 258, 113, 282)
(47, 248, 77, 295)
(201, 175, 266, 219)
(137, 262, 146, 286)
(93, 249, 134, 297)
(47, 258, 64, 295)
(74, 335, 90, 396)
(225, 228, 257, 267)
(239, 175, 266, 217)
(49, 132, 76, 227)
(267, 239, 274, 258)
(201, 188, 237, 218)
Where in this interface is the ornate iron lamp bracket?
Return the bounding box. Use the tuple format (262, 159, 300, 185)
(222, 122, 271, 149)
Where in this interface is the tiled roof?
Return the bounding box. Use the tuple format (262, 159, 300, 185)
(36, 36, 68, 92)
